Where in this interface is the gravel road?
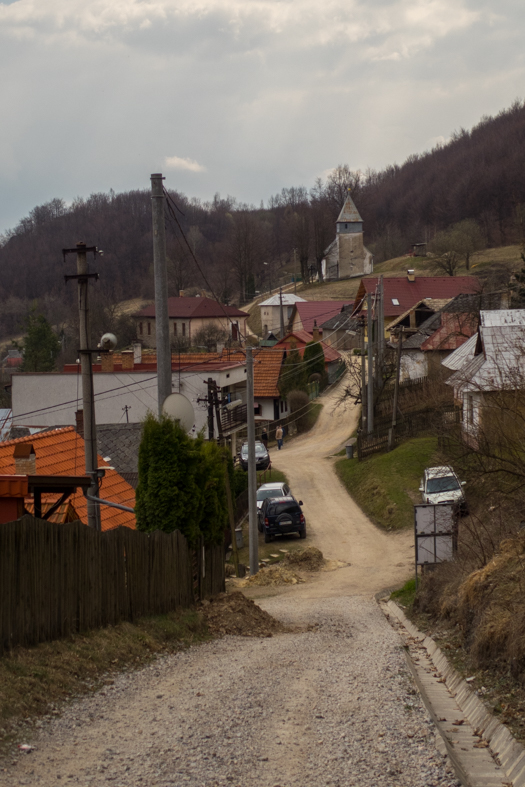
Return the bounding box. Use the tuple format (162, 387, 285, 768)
(1, 382, 460, 787)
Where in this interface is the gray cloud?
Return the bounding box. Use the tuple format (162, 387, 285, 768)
(0, 0, 524, 232)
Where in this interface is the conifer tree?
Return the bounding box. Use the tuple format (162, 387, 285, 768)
(18, 307, 61, 372)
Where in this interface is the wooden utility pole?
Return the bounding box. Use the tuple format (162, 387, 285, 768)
(211, 381, 240, 577)
(366, 293, 374, 434)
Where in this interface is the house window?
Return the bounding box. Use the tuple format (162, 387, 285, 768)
(174, 322, 177, 335)
(139, 322, 143, 335)
(147, 322, 151, 335)
(182, 323, 186, 336)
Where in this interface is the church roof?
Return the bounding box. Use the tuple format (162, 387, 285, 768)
(337, 193, 363, 223)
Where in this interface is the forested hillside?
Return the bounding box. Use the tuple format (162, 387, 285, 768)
(2, 100, 525, 342)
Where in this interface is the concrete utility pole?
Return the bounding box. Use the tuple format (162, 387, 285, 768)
(293, 248, 298, 294)
(367, 292, 374, 434)
(279, 287, 285, 338)
(246, 347, 258, 575)
(360, 321, 367, 430)
(67, 242, 100, 530)
(151, 173, 171, 415)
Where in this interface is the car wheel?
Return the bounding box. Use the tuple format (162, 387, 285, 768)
(264, 532, 272, 543)
(299, 528, 306, 539)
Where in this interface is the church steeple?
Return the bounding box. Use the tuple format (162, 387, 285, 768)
(336, 191, 363, 235)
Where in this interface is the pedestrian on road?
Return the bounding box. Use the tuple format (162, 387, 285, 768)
(276, 425, 283, 450)
(261, 429, 268, 450)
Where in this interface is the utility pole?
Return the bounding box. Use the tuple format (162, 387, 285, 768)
(367, 292, 374, 434)
(122, 405, 131, 423)
(377, 275, 384, 372)
(151, 173, 171, 415)
(246, 347, 258, 575)
(210, 381, 240, 577)
(293, 248, 298, 294)
(207, 377, 214, 441)
(392, 328, 404, 429)
(279, 286, 285, 338)
(63, 242, 101, 530)
(360, 320, 367, 430)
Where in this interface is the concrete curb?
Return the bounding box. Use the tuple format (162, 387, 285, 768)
(383, 599, 525, 787)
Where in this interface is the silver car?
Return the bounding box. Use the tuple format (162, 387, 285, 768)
(420, 466, 467, 511)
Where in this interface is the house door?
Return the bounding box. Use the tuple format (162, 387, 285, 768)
(273, 399, 280, 420)
(231, 322, 239, 341)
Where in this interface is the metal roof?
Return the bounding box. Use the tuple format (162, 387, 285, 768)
(442, 333, 478, 370)
(480, 309, 525, 327)
(259, 294, 306, 307)
(337, 194, 363, 223)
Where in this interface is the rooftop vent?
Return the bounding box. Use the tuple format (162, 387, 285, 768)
(407, 269, 415, 282)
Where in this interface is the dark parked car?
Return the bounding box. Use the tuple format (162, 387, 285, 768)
(239, 441, 270, 471)
(260, 496, 306, 543)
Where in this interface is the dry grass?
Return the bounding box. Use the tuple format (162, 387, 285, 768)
(0, 609, 208, 749)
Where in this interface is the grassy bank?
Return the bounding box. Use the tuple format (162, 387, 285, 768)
(335, 437, 439, 530)
(0, 609, 208, 748)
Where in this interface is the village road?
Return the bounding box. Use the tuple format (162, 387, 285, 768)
(1, 381, 460, 787)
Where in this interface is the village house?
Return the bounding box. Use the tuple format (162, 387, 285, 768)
(287, 300, 353, 337)
(352, 270, 481, 337)
(259, 293, 306, 336)
(134, 297, 249, 348)
(320, 306, 361, 351)
(10, 348, 248, 444)
(321, 192, 373, 280)
(443, 309, 525, 448)
(274, 328, 343, 384)
(0, 428, 136, 530)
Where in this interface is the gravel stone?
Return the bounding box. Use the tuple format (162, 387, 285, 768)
(1, 596, 460, 787)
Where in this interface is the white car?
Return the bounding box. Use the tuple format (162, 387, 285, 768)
(419, 466, 467, 512)
(257, 482, 291, 531)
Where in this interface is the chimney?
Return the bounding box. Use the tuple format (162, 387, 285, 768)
(100, 351, 114, 372)
(121, 350, 134, 370)
(133, 342, 142, 365)
(179, 290, 185, 297)
(312, 320, 320, 343)
(407, 269, 415, 282)
(14, 443, 36, 475)
(75, 409, 84, 438)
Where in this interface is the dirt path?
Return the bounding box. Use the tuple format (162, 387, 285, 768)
(1, 382, 458, 787)
(257, 381, 413, 600)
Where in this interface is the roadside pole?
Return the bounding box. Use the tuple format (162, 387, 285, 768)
(367, 293, 374, 434)
(211, 382, 240, 577)
(72, 242, 100, 530)
(246, 347, 258, 575)
(150, 173, 171, 415)
(388, 327, 404, 451)
(279, 286, 285, 338)
(360, 321, 367, 430)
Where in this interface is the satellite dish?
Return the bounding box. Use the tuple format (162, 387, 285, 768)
(100, 333, 117, 351)
(162, 393, 195, 433)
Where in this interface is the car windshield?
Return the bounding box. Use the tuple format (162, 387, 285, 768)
(257, 488, 281, 501)
(255, 445, 267, 457)
(427, 476, 460, 493)
(268, 503, 299, 516)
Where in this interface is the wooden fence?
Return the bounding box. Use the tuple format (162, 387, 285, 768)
(357, 405, 461, 460)
(0, 516, 225, 655)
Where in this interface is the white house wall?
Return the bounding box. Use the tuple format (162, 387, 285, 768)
(12, 366, 248, 437)
(400, 351, 428, 382)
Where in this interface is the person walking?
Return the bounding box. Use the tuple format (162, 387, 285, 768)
(276, 425, 283, 450)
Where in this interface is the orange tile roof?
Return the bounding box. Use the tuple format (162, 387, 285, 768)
(222, 349, 285, 398)
(0, 428, 136, 532)
(25, 499, 80, 524)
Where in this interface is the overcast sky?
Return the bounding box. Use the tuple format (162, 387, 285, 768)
(1, 0, 524, 234)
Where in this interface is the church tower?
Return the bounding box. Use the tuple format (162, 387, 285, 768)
(322, 191, 373, 280)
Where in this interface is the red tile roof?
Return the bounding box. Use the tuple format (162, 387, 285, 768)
(275, 331, 341, 364)
(221, 349, 285, 398)
(293, 301, 353, 333)
(0, 428, 136, 532)
(421, 312, 478, 352)
(354, 276, 480, 318)
(135, 297, 248, 320)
